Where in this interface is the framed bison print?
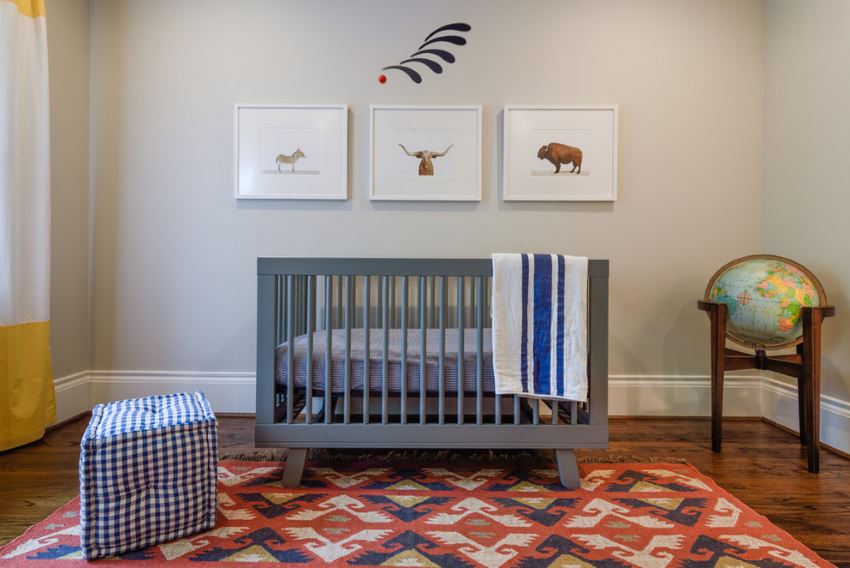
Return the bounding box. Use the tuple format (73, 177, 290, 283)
(234, 104, 348, 200)
(502, 105, 618, 201)
(369, 105, 482, 201)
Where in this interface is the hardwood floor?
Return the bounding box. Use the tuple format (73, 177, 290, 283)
(1, 416, 848, 564)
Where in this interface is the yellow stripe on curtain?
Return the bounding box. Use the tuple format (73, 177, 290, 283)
(0, 323, 55, 451)
(2, 0, 45, 18)
(1, 0, 54, 451)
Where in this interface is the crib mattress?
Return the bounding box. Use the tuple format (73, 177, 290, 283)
(275, 328, 496, 394)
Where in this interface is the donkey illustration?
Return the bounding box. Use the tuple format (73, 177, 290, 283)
(398, 144, 454, 176)
(275, 148, 306, 172)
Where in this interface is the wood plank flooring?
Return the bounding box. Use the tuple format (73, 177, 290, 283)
(1, 416, 848, 565)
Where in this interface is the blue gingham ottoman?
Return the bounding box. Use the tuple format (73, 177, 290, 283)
(79, 392, 218, 559)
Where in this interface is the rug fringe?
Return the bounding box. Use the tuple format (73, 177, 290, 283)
(576, 454, 688, 464)
(219, 449, 687, 465)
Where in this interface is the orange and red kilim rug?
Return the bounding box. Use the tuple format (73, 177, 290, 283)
(0, 460, 832, 567)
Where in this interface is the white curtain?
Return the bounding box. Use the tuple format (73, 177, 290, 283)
(0, 0, 55, 451)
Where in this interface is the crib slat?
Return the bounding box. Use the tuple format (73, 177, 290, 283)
(476, 276, 484, 425)
(294, 275, 301, 337)
(292, 276, 298, 338)
(343, 275, 352, 424)
(400, 276, 409, 424)
(336, 276, 343, 328)
(278, 276, 285, 344)
(494, 266, 501, 422)
(571, 401, 578, 425)
(456, 276, 464, 425)
(551, 401, 558, 425)
(351, 276, 357, 327)
(286, 275, 295, 424)
(419, 276, 427, 424)
(430, 276, 436, 326)
(467, 277, 474, 336)
(363, 276, 371, 425)
(303, 276, 309, 335)
(305, 275, 314, 424)
(310, 277, 317, 335)
(296, 277, 302, 336)
(533, 400, 540, 425)
(390, 276, 396, 329)
(381, 276, 389, 424)
(438, 277, 446, 425)
(325, 275, 333, 424)
(280, 276, 290, 341)
(514, 395, 521, 425)
(297, 276, 303, 336)
(375, 273, 381, 328)
(484, 277, 490, 328)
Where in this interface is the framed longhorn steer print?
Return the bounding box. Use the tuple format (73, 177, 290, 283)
(503, 105, 618, 201)
(369, 105, 482, 201)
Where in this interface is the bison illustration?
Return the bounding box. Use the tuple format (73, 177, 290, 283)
(537, 143, 582, 174)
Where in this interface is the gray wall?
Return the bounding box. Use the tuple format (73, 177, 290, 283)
(764, 0, 850, 401)
(47, 0, 90, 378)
(86, 0, 765, 376)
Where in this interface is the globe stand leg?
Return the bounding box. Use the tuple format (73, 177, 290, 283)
(701, 301, 728, 453)
(802, 307, 827, 474)
(796, 343, 808, 447)
(699, 301, 834, 473)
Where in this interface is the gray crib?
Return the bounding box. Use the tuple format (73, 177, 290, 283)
(255, 258, 609, 488)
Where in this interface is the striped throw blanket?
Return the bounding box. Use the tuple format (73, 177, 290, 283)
(491, 253, 588, 402)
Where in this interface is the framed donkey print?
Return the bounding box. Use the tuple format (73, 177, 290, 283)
(234, 104, 348, 200)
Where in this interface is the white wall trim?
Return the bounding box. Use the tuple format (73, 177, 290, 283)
(608, 374, 763, 417)
(53, 370, 91, 423)
(53, 370, 850, 454)
(761, 376, 850, 456)
(88, 371, 256, 414)
(87, 370, 256, 382)
(54, 370, 90, 389)
(51, 370, 256, 423)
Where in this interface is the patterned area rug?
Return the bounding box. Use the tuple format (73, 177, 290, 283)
(0, 460, 832, 567)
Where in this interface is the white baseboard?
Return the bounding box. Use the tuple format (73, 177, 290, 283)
(761, 376, 850, 455)
(89, 371, 256, 414)
(53, 371, 91, 423)
(51, 370, 256, 422)
(52, 370, 850, 455)
(608, 374, 763, 417)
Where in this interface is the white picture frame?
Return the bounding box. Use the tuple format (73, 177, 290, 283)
(369, 105, 482, 201)
(503, 105, 618, 201)
(234, 103, 348, 200)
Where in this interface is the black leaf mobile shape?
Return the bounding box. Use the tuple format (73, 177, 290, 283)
(380, 22, 471, 84)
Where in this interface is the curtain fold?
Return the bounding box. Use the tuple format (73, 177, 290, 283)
(0, 0, 55, 452)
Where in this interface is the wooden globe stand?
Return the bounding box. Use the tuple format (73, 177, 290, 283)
(698, 301, 835, 473)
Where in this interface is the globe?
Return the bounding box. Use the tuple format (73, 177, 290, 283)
(704, 255, 826, 349)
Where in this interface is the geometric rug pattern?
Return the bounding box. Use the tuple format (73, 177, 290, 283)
(0, 461, 833, 567)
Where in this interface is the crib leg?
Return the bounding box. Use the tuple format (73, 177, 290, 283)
(281, 449, 308, 488)
(555, 449, 580, 489)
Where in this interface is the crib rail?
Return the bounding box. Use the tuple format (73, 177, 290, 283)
(256, 258, 609, 449)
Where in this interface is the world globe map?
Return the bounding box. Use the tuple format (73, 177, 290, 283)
(705, 255, 825, 348)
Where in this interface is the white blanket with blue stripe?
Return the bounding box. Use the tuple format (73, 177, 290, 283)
(491, 253, 588, 402)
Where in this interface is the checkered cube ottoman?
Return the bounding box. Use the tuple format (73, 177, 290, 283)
(79, 392, 218, 559)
